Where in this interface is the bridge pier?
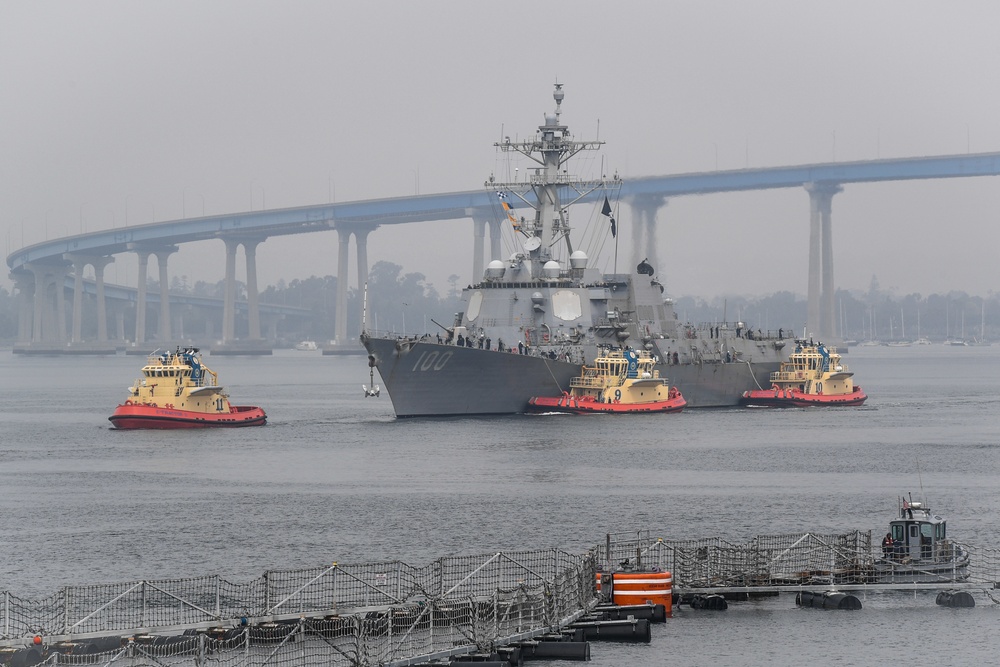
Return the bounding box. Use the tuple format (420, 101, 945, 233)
(243, 239, 261, 340)
(805, 182, 842, 340)
(489, 218, 502, 264)
(332, 225, 373, 345)
(24, 263, 69, 344)
(133, 249, 150, 345)
(354, 228, 370, 329)
(129, 245, 177, 346)
(12, 273, 33, 343)
(219, 236, 267, 347)
(471, 212, 503, 284)
(154, 247, 177, 343)
(64, 253, 116, 345)
(627, 194, 667, 277)
(222, 239, 238, 343)
(335, 228, 350, 343)
(69, 257, 86, 343)
(92, 256, 113, 342)
(472, 215, 486, 282)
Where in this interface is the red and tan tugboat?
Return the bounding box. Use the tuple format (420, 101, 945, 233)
(527, 347, 685, 414)
(109, 348, 267, 429)
(740, 339, 867, 407)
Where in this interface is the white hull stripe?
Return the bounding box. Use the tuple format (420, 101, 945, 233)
(613, 589, 671, 596)
(598, 577, 672, 585)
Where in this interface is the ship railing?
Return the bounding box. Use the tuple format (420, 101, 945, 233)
(569, 376, 610, 389)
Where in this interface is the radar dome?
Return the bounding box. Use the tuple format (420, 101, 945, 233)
(543, 260, 561, 279)
(569, 251, 588, 270)
(485, 260, 505, 279)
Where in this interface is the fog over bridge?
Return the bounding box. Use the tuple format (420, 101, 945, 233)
(8, 152, 1000, 352)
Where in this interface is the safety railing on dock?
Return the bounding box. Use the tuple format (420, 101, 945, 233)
(597, 530, 1000, 593)
(0, 549, 598, 667)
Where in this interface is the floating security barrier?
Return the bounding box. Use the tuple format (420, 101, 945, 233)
(935, 590, 976, 608)
(593, 602, 667, 623)
(795, 590, 863, 610)
(689, 594, 729, 610)
(568, 618, 652, 643)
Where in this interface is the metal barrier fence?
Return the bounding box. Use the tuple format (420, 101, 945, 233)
(597, 530, 1000, 591)
(0, 549, 598, 667)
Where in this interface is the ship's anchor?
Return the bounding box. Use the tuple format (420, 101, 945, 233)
(363, 354, 380, 398)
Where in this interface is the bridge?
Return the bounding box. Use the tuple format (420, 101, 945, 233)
(8, 152, 1000, 351)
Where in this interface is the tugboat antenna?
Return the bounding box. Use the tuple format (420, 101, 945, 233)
(917, 459, 925, 506)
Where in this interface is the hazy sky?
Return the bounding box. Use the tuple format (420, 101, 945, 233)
(3, 1, 1000, 300)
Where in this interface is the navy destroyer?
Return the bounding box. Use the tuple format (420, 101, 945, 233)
(361, 84, 786, 417)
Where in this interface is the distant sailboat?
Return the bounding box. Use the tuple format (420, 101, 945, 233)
(948, 309, 969, 345)
(915, 308, 931, 345)
(861, 304, 881, 346)
(888, 307, 911, 346)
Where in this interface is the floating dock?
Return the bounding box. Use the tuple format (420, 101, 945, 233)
(1, 531, 997, 666)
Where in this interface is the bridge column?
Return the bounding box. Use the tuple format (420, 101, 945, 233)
(154, 248, 177, 342)
(805, 182, 842, 340)
(335, 227, 350, 343)
(488, 218, 503, 263)
(12, 272, 34, 343)
(26, 266, 48, 343)
(134, 250, 151, 345)
(472, 215, 486, 281)
(354, 228, 370, 332)
(354, 230, 369, 289)
(54, 267, 68, 343)
(92, 256, 114, 342)
(69, 257, 86, 343)
(628, 194, 668, 276)
(222, 239, 239, 343)
(242, 239, 262, 340)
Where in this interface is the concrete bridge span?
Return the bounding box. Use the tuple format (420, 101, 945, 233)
(8, 151, 1000, 349)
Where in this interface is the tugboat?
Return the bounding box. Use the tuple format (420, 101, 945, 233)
(109, 348, 267, 429)
(527, 346, 685, 414)
(876, 496, 970, 583)
(360, 84, 785, 417)
(739, 339, 867, 407)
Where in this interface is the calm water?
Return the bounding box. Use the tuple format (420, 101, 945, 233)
(1, 344, 999, 665)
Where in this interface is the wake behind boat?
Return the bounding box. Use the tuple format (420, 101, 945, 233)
(527, 346, 685, 414)
(740, 339, 867, 407)
(109, 348, 267, 429)
(361, 84, 785, 417)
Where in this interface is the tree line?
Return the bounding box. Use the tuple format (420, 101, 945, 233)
(0, 269, 995, 344)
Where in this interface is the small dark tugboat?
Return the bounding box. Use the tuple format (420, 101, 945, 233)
(109, 348, 267, 429)
(740, 339, 867, 407)
(876, 495, 970, 583)
(527, 346, 685, 414)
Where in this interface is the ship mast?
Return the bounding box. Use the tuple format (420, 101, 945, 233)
(492, 84, 605, 270)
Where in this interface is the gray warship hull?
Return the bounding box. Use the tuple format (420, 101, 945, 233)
(363, 335, 780, 417)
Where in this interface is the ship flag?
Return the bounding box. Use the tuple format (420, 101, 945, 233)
(497, 191, 520, 230)
(601, 195, 617, 238)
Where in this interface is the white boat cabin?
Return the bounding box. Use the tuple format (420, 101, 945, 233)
(885, 501, 949, 562)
